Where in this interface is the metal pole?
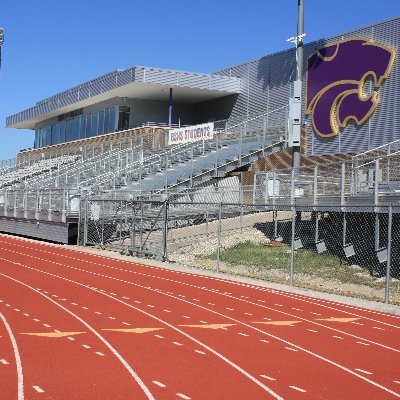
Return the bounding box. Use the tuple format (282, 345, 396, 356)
(385, 205, 392, 304)
(292, 0, 304, 169)
(290, 206, 296, 286)
(168, 88, 173, 127)
(162, 201, 169, 261)
(216, 202, 222, 273)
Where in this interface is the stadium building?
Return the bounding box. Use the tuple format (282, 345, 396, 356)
(1, 16, 399, 244)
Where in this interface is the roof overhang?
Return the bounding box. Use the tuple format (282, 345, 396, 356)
(6, 66, 241, 129)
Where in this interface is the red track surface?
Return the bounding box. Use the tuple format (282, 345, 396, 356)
(0, 234, 399, 399)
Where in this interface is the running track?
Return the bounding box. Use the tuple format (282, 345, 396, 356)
(0, 234, 399, 400)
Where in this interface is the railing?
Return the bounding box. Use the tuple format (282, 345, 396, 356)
(254, 152, 400, 207)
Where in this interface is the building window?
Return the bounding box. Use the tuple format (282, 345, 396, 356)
(118, 106, 130, 130)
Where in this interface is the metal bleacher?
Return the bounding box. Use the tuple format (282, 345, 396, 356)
(0, 108, 287, 226)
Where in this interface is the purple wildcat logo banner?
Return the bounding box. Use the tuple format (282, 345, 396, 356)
(306, 38, 396, 137)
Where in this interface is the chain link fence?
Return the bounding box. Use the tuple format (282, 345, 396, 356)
(78, 198, 400, 305)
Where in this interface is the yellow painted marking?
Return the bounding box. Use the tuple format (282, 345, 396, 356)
(253, 321, 301, 326)
(178, 324, 236, 330)
(102, 328, 163, 334)
(20, 332, 85, 338)
(316, 317, 361, 323)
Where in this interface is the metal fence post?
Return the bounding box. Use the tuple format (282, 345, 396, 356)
(385, 204, 392, 304)
(216, 202, 222, 273)
(162, 201, 169, 262)
(290, 206, 296, 286)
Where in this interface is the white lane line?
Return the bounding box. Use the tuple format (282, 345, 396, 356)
(357, 342, 370, 346)
(14, 309, 20, 312)
(226, 307, 234, 311)
(67, 337, 75, 341)
(147, 305, 155, 308)
(122, 322, 131, 326)
(238, 333, 249, 337)
(199, 320, 208, 324)
(154, 334, 164, 339)
(33, 386, 45, 393)
(394, 381, 400, 385)
(122, 296, 129, 300)
(13, 238, 400, 326)
(285, 347, 298, 352)
(71, 303, 78, 306)
(373, 326, 385, 331)
(163, 309, 171, 313)
(0, 359, 9, 365)
(310, 312, 322, 316)
(292, 308, 303, 311)
(42, 324, 51, 328)
(82, 344, 91, 349)
(289, 385, 306, 393)
(82, 306, 88, 310)
(260, 339, 269, 343)
(1, 266, 284, 400)
(182, 316, 191, 319)
(355, 369, 373, 375)
(173, 342, 183, 346)
(95, 311, 102, 315)
(260, 374, 276, 381)
(0, 274, 155, 400)
(307, 329, 318, 333)
(195, 350, 206, 355)
(23, 313, 29, 317)
(176, 393, 191, 400)
(208, 302, 215, 306)
(33, 318, 40, 322)
(351, 322, 364, 326)
(152, 381, 166, 388)
(274, 304, 283, 307)
(108, 316, 116, 320)
(0, 312, 24, 400)
(333, 336, 344, 339)
(244, 312, 253, 316)
(95, 352, 105, 357)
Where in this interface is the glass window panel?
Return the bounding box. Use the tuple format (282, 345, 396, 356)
(91, 112, 98, 137)
(79, 115, 86, 139)
(86, 114, 92, 137)
(66, 119, 73, 142)
(98, 110, 104, 135)
(60, 121, 66, 143)
(34, 130, 39, 148)
(51, 124, 59, 145)
(109, 106, 116, 133)
(104, 108, 110, 133)
(118, 106, 130, 130)
(73, 117, 79, 140)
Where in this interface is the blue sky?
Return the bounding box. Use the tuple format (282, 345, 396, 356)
(0, 0, 398, 160)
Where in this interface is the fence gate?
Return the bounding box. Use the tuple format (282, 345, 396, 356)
(79, 198, 168, 260)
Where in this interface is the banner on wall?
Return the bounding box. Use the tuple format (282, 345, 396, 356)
(168, 122, 214, 146)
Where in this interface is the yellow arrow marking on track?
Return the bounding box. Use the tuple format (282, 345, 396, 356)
(102, 328, 164, 334)
(253, 321, 301, 326)
(20, 332, 85, 338)
(315, 317, 361, 323)
(178, 324, 236, 330)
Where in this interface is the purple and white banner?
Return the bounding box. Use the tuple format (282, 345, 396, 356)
(168, 122, 214, 146)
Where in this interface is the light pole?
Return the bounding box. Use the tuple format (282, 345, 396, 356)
(287, 0, 305, 169)
(0, 28, 4, 70)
